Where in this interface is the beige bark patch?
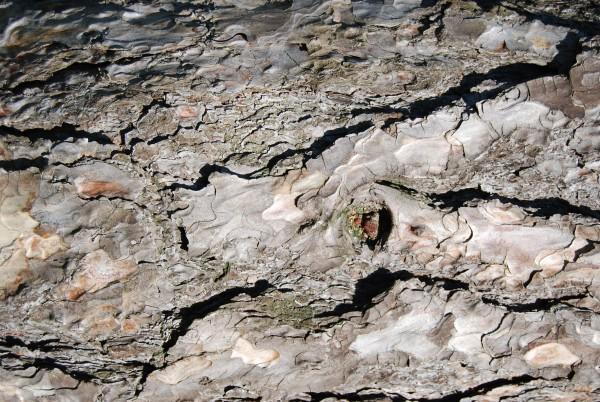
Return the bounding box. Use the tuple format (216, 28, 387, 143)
(0, 171, 66, 298)
(231, 337, 280, 367)
(575, 225, 600, 242)
(0, 249, 31, 300)
(0, 141, 10, 160)
(0, 211, 38, 248)
(535, 237, 589, 278)
(262, 194, 305, 224)
(262, 170, 326, 224)
(66, 250, 137, 300)
(530, 36, 551, 49)
(177, 105, 198, 119)
(524, 343, 581, 368)
(479, 200, 526, 225)
(20, 233, 66, 260)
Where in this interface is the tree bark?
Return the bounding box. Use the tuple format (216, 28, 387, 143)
(1, 0, 600, 400)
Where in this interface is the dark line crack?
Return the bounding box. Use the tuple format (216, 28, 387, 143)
(0, 123, 113, 145)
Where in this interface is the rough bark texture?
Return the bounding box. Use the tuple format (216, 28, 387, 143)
(1, 0, 600, 401)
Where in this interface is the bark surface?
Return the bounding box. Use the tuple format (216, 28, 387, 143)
(1, 0, 600, 401)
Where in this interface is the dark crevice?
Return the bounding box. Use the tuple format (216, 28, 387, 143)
(134, 362, 161, 394)
(316, 268, 397, 317)
(304, 121, 374, 161)
(416, 0, 450, 38)
(317, 268, 468, 318)
(164, 163, 248, 191)
(143, 109, 182, 146)
(166, 120, 374, 191)
(0, 350, 96, 382)
(0, 336, 145, 383)
(429, 185, 600, 220)
(23, 358, 95, 383)
(376, 180, 420, 196)
(464, 1, 600, 35)
(415, 374, 538, 402)
(161, 280, 273, 352)
(253, 120, 374, 178)
(366, 206, 392, 250)
(471, 0, 504, 11)
(131, 280, 274, 395)
(402, 32, 578, 119)
(146, 134, 174, 145)
(0, 336, 89, 353)
(351, 31, 581, 122)
(213, 32, 249, 42)
(481, 293, 588, 313)
(0, 123, 113, 145)
(376, 180, 600, 220)
(136, 98, 170, 119)
(165, 31, 580, 192)
(0, 156, 48, 171)
(178, 226, 189, 251)
(132, 97, 170, 130)
(304, 374, 538, 401)
(349, 105, 398, 118)
(351, 70, 567, 129)
(302, 390, 403, 402)
(317, 264, 589, 319)
(499, 1, 600, 35)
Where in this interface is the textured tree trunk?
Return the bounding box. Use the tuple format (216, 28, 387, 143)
(1, 0, 600, 400)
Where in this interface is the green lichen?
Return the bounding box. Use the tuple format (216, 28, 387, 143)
(262, 296, 314, 328)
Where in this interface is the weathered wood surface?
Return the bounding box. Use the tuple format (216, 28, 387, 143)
(1, 1, 600, 400)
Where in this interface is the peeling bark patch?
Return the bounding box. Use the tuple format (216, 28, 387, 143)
(524, 343, 581, 369)
(63, 250, 137, 300)
(0, 250, 31, 300)
(231, 338, 280, 367)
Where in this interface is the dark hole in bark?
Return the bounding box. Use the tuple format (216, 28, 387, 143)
(366, 206, 392, 250)
(178, 226, 189, 251)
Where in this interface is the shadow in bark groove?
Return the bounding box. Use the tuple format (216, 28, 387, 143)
(0, 156, 48, 171)
(166, 120, 375, 191)
(402, 31, 580, 119)
(354, 31, 580, 126)
(260, 120, 375, 176)
(481, 293, 588, 312)
(130, 280, 274, 394)
(164, 163, 247, 191)
(302, 374, 538, 401)
(165, 29, 581, 192)
(177, 226, 189, 251)
(161, 280, 274, 352)
(429, 186, 600, 220)
(317, 268, 468, 318)
(376, 180, 600, 220)
(0, 123, 113, 145)
(0, 350, 97, 382)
